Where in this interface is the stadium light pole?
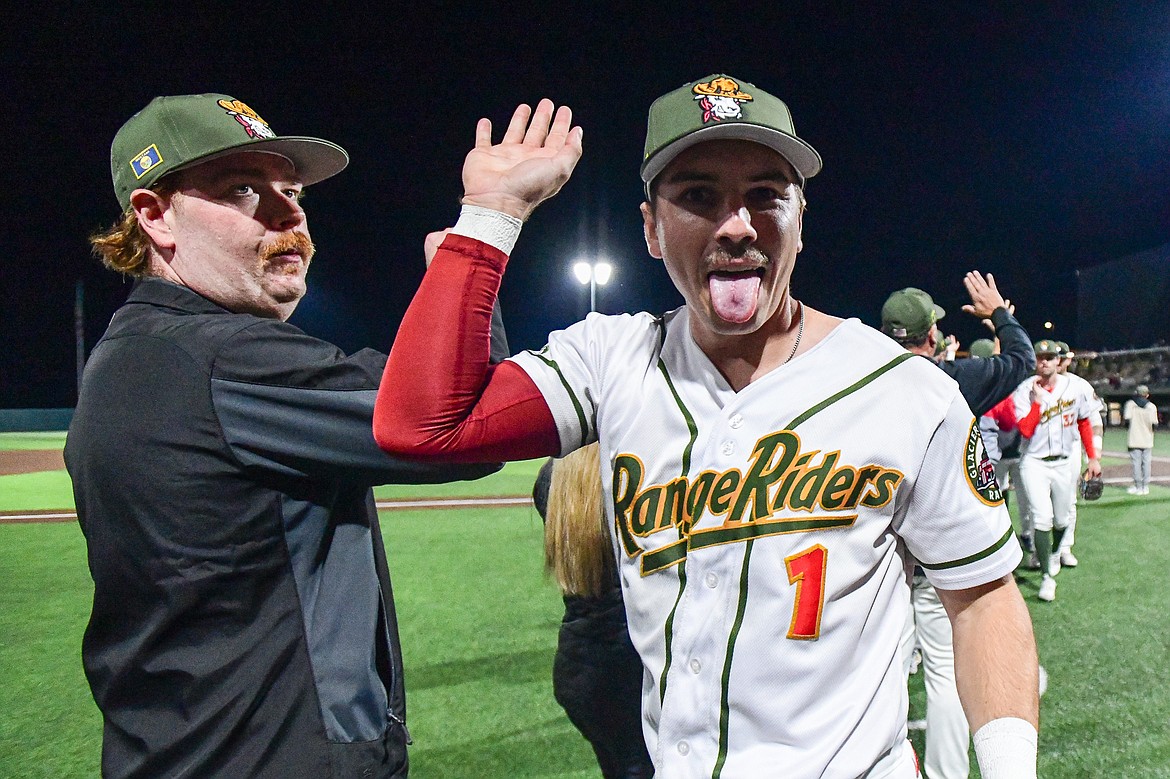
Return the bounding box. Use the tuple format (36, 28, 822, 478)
(572, 259, 613, 313)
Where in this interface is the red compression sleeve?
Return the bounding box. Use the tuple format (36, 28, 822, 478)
(373, 234, 560, 462)
(989, 396, 1017, 432)
(1078, 417, 1097, 459)
(1017, 403, 1041, 438)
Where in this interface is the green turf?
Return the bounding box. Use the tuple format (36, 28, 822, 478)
(0, 470, 76, 511)
(1, 431, 1168, 776)
(0, 522, 102, 777)
(382, 506, 598, 778)
(1101, 424, 1170, 458)
(0, 431, 68, 451)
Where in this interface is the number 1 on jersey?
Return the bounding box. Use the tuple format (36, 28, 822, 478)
(784, 544, 827, 640)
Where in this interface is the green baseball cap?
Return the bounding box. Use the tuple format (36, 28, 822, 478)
(969, 338, 995, 358)
(640, 74, 822, 193)
(881, 288, 945, 339)
(1033, 339, 1061, 356)
(110, 93, 349, 210)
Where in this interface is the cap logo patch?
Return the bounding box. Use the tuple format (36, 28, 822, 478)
(692, 77, 753, 123)
(217, 99, 276, 140)
(129, 144, 163, 180)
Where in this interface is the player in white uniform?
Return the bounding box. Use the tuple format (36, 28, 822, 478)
(1011, 340, 1102, 601)
(372, 75, 1040, 778)
(1054, 341, 1104, 566)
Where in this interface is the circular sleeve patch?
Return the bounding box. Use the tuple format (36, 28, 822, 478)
(964, 420, 1005, 506)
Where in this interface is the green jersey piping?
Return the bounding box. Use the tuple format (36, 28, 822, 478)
(917, 526, 1015, 571)
(528, 350, 590, 450)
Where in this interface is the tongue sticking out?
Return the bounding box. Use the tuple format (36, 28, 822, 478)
(708, 271, 761, 323)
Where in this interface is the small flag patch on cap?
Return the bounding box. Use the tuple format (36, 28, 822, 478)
(130, 144, 163, 179)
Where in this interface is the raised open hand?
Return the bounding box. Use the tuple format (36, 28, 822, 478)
(961, 271, 1008, 319)
(461, 99, 583, 221)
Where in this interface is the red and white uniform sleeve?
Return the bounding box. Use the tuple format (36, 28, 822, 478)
(372, 207, 560, 462)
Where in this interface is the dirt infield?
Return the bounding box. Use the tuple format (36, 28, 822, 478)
(0, 449, 65, 475)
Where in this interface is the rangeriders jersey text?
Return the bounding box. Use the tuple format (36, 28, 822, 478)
(613, 429, 903, 566)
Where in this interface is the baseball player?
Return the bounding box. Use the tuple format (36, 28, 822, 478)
(373, 76, 1039, 777)
(1011, 340, 1102, 601)
(1053, 341, 1104, 566)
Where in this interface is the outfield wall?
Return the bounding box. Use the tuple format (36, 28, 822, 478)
(0, 408, 73, 432)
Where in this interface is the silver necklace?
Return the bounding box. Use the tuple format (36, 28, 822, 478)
(784, 301, 804, 364)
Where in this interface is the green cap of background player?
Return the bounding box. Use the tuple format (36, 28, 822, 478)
(110, 93, 349, 211)
(1033, 339, 1061, 356)
(969, 338, 995, 358)
(640, 74, 822, 196)
(880, 288, 945, 340)
(1055, 340, 1074, 358)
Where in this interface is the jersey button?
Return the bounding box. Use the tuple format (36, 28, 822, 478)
(729, 414, 744, 429)
(677, 741, 690, 756)
(721, 441, 735, 456)
(689, 658, 702, 674)
(704, 572, 718, 588)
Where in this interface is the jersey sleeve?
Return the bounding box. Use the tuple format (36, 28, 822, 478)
(895, 393, 1022, 590)
(507, 312, 665, 457)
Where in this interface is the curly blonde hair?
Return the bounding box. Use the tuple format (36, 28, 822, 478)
(543, 443, 615, 598)
(88, 182, 176, 277)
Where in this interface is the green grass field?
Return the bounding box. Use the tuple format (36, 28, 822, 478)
(1, 430, 1167, 777)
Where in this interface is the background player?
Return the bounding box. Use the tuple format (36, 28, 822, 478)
(1011, 340, 1102, 602)
(372, 76, 1039, 777)
(1053, 341, 1104, 566)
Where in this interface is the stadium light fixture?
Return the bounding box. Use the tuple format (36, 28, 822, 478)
(572, 259, 613, 313)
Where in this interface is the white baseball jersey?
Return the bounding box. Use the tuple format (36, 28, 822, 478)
(511, 310, 1020, 778)
(1011, 374, 1098, 461)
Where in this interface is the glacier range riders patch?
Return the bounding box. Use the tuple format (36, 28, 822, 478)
(964, 420, 1004, 506)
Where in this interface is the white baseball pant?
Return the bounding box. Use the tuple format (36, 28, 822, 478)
(901, 575, 970, 779)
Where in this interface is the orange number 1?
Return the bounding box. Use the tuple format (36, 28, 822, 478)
(784, 544, 828, 640)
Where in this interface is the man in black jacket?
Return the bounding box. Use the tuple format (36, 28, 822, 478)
(67, 94, 505, 778)
(880, 271, 1035, 779)
(881, 271, 1035, 416)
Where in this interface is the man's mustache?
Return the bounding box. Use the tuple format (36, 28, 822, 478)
(261, 233, 315, 264)
(705, 246, 769, 269)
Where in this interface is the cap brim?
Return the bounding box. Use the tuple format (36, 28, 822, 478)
(170, 136, 349, 187)
(933, 304, 946, 320)
(640, 123, 822, 187)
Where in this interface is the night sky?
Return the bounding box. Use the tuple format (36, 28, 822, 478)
(5, 3, 1170, 408)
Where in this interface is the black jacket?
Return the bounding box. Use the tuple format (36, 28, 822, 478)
(66, 279, 503, 778)
(939, 307, 1035, 416)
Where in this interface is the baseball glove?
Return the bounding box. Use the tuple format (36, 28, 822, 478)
(1079, 474, 1104, 501)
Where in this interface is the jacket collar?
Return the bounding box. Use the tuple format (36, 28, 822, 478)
(126, 277, 234, 316)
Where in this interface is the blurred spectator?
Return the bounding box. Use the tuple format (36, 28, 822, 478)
(1124, 385, 1158, 495)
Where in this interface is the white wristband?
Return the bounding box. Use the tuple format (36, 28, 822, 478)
(452, 205, 523, 256)
(1092, 435, 1103, 455)
(973, 717, 1037, 779)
